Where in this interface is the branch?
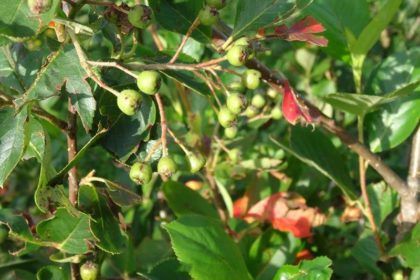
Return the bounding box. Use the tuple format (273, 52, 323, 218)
(169, 16, 201, 64)
(155, 94, 168, 157)
(67, 97, 78, 205)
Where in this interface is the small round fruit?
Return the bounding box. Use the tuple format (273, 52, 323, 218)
(28, 0, 52, 14)
(129, 162, 153, 185)
(218, 106, 236, 128)
(226, 45, 248, 67)
(242, 69, 261, 90)
(271, 107, 282, 120)
(117, 89, 143, 116)
(245, 106, 259, 118)
(137, 70, 161, 95)
(205, 0, 226, 9)
(187, 152, 206, 173)
(229, 81, 245, 92)
(228, 148, 241, 162)
(233, 37, 249, 46)
(128, 5, 153, 29)
(199, 6, 219, 26)
(157, 156, 177, 177)
(80, 262, 99, 280)
(251, 94, 266, 109)
(224, 126, 238, 139)
(267, 87, 278, 99)
(227, 93, 247, 115)
(0, 226, 8, 244)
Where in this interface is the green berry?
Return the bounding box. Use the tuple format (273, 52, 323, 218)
(224, 126, 238, 139)
(242, 69, 261, 90)
(245, 106, 259, 118)
(205, 0, 226, 9)
(157, 156, 177, 177)
(233, 37, 249, 47)
(267, 87, 278, 99)
(187, 152, 206, 173)
(80, 262, 99, 280)
(229, 81, 245, 92)
(271, 106, 282, 120)
(218, 106, 236, 128)
(129, 162, 153, 185)
(228, 148, 241, 162)
(137, 70, 161, 95)
(128, 5, 153, 29)
(199, 6, 219, 26)
(226, 45, 248, 67)
(251, 94, 266, 109)
(0, 226, 8, 244)
(117, 89, 143, 116)
(227, 93, 247, 114)
(28, 0, 52, 14)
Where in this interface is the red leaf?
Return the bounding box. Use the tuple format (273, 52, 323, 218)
(295, 249, 314, 263)
(272, 217, 312, 238)
(277, 16, 329, 47)
(281, 82, 313, 125)
(289, 16, 325, 34)
(233, 195, 250, 218)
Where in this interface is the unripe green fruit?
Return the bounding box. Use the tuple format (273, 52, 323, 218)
(218, 106, 236, 128)
(228, 148, 241, 162)
(267, 88, 278, 99)
(271, 107, 282, 120)
(229, 81, 245, 92)
(227, 93, 247, 115)
(205, 0, 226, 9)
(129, 162, 153, 185)
(245, 106, 260, 118)
(242, 69, 261, 90)
(233, 37, 249, 47)
(137, 70, 161, 95)
(28, 0, 52, 14)
(187, 152, 206, 173)
(158, 156, 177, 177)
(199, 6, 219, 26)
(26, 39, 42, 51)
(128, 5, 153, 29)
(117, 90, 143, 116)
(0, 226, 8, 244)
(80, 262, 99, 280)
(251, 94, 266, 109)
(226, 45, 248, 67)
(224, 126, 238, 139)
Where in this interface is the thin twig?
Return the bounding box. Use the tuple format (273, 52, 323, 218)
(169, 16, 201, 64)
(87, 60, 138, 78)
(193, 71, 222, 107)
(167, 128, 190, 154)
(32, 107, 68, 132)
(149, 24, 165, 51)
(155, 94, 168, 157)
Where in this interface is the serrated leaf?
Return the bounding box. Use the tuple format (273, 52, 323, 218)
(163, 181, 219, 219)
(36, 207, 93, 255)
(164, 215, 252, 280)
(351, 233, 383, 278)
(0, 0, 60, 39)
(390, 224, 420, 269)
(78, 185, 127, 254)
(37, 265, 67, 280)
(0, 106, 29, 187)
(25, 45, 96, 131)
(274, 256, 333, 279)
(233, 0, 295, 38)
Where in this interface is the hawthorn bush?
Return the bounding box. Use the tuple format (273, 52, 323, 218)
(0, 0, 419, 279)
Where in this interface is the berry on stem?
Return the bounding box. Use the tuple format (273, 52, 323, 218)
(227, 92, 248, 114)
(158, 156, 177, 177)
(80, 261, 99, 280)
(199, 6, 219, 26)
(137, 70, 161, 95)
(128, 5, 153, 29)
(267, 87, 278, 99)
(218, 106, 236, 128)
(245, 106, 259, 118)
(226, 45, 248, 67)
(205, 0, 226, 9)
(251, 93, 266, 109)
(129, 162, 153, 185)
(224, 126, 238, 139)
(242, 69, 261, 90)
(117, 89, 143, 116)
(28, 0, 52, 14)
(187, 152, 206, 173)
(271, 106, 283, 120)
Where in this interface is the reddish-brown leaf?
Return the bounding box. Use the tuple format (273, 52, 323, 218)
(281, 82, 313, 125)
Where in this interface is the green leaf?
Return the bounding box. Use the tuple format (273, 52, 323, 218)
(37, 265, 67, 280)
(24, 45, 96, 131)
(0, 106, 29, 188)
(271, 127, 357, 199)
(101, 95, 156, 158)
(351, 233, 383, 278)
(164, 215, 252, 280)
(367, 182, 398, 226)
(232, 0, 295, 39)
(390, 224, 420, 269)
(78, 185, 127, 254)
(350, 0, 403, 56)
(0, 0, 60, 39)
(149, 0, 211, 43)
(149, 258, 190, 280)
(36, 207, 93, 254)
(274, 257, 333, 279)
(163, 70, 210, 96)
(324, 80, 420, 116)
(162, 181, 219, 219)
